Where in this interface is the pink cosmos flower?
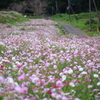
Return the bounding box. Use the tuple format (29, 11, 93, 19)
(74, 98, 81, 100)
(88, 85, 93, 88)
(0, 65, 4, 69)
(0, 76, 4, 83)
(21, 87, 28, 94)
(86, 78, 91, 82)
(15, 86, 22, 93)
(56, 80, 63, 88)
(18, 74, 25, 81)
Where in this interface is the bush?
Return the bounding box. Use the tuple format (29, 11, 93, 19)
(85, 19, 97, 25)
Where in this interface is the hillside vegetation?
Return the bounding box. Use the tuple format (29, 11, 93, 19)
(51, 12, 100, 37)
(0, 11, 29, 24)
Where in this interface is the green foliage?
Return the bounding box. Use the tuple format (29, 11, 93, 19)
(19, 27, 25, 31)
(51, 12, 100, 37)
(55, 24, 67, 35)
(0, 96, 3, 100)
(0, 11, 29, 24)
(47, 0, 100, 14)
(88, 32, 100, 37)
(85, 19, 97, 25)
(0, 0, 24, 9)
(27, 15, 43, 19)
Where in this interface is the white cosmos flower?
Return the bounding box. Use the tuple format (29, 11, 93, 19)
(1, 51, 4, 53)
(7, 77, 14, 84)
(98, 92, 100, 94)
(0, 61, 2, 64)
(13, 64, 16, 68)
(68, 69, 73, 74)
(2, 59, 9, 62)
(69, 82, 75, 87)
(64, 92, 70, 95)
(16, 61, 21, 65)
(79, 67, 83, 71)
(61, 75, 66, 82)
(12, 57, 16, 61)
(0, 42, 5, 46)
(97, 82, 100, 86)
(81, 71, 87, 75)
(93, 74, 99, 78)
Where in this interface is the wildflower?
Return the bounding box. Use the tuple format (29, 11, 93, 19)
(93, 89, 100, 92)
(21, 87, 28, 94)
(31, 77, 39, 83)
(7, 77, 14, 84)
(23, 98, 29, 100)
(0, 61, 2, 64)
(53, 65, 57, 69)
(15, 86, 22, 93)
(64, 81, 70, 85)
(51, 84, 58, 88)
(61, 75, 66, 82)
(97, 82, 100, 86)
(47, 90, 51, 95)
(56, 80, 63, 88)
(12, 57, 16, 61)
(18, 74, 25, 81)
(69, 82, 75, 87)
(64, 92, 70, 95)
(42, 98, 48, 100)
(3, 59, 10, 63)
(0, 76, 4, 83)
(93, 74, 99, 78)
(68, 69, 73, 74)
(0, 42, 5, 46)
(74, 98, 81, 100)
(88, 85, 93, 88)
(55, 94, 62, 99)
(51, 92, 57, 97)
(81, 71, 87, 75)
(79, 67, 83, 71)
(86, 78, 91, 82)
(0, 65, 4, 69)
(16, 61, 21, 65)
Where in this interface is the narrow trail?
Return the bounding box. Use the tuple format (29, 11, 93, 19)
(44, 14, 89, 38)
(59, 22, 88, 38)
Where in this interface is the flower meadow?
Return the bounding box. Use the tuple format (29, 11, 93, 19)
(0, 19, 100, 100)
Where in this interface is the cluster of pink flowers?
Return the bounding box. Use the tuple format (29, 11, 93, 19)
(0, 19, 100, 100)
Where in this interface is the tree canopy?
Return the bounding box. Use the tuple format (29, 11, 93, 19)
(0, 0, 24, 9)
(0, 0, 100, 14)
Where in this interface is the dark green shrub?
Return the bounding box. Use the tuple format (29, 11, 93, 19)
(85, 19, 97, 25)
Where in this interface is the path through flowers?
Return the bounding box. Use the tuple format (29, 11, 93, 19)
(0, 19, 100, 100)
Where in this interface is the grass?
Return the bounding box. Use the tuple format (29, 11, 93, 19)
(27, 15, 44, 19)
(55, 24, 67, 35)
(0, 11, 29, 24)
(51, 12, 100, 37)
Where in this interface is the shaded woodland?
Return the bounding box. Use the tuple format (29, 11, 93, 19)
(0, 0, 100, 14)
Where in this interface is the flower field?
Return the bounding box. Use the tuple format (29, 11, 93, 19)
(0, 19, 100, 100)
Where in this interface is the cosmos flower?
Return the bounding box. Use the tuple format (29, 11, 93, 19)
(61, 75, 67, 82)
(93, 74, 99, 78)
(0, 65, 4, 69)
(69, 82, 75, 87)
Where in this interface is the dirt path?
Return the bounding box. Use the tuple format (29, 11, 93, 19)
(44, 14, 89, 38)
(59, 22, 88, 38)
